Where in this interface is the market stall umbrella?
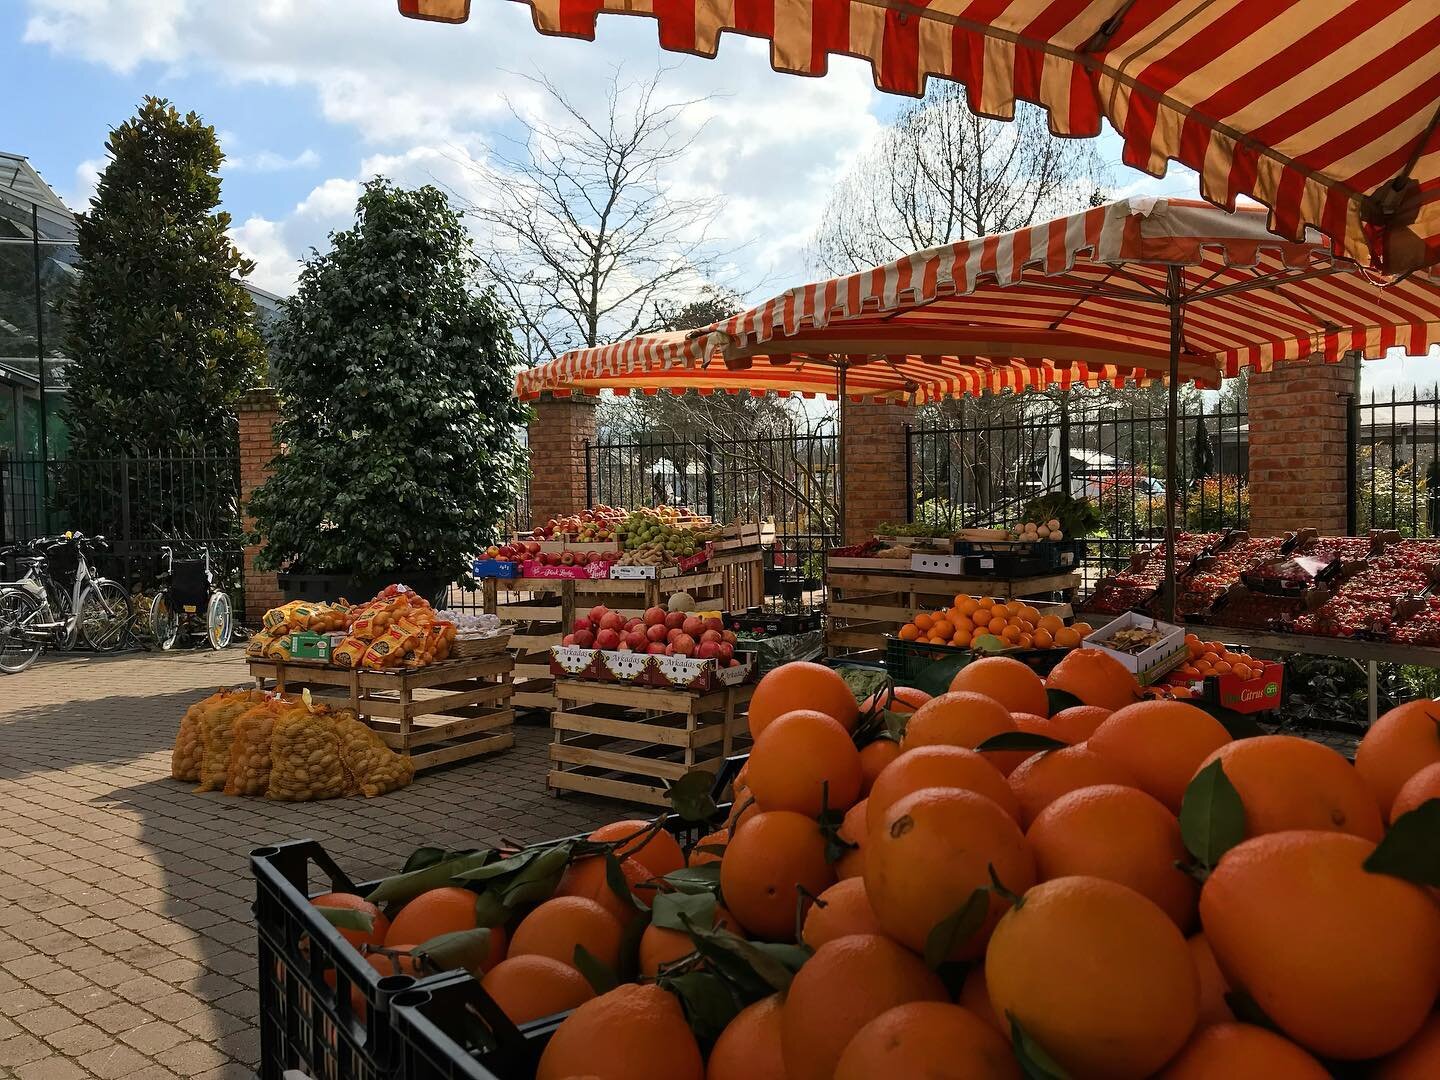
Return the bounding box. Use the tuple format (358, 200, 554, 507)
(517, 197, 1440, 616)
(400, 0, 1440, 275)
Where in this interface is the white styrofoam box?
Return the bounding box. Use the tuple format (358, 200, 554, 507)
(610, 565, 658, 579)
(912, 553, 967, 575)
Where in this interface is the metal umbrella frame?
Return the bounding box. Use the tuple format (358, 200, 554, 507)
(518, 198, 1440, 616)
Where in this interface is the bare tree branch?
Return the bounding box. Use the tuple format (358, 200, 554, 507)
(459, 68, 737, 365)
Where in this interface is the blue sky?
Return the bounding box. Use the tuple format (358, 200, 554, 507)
(7, 0, 1434, 389)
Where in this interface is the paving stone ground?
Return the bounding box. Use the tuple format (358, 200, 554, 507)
(0, 649, 634, 1079)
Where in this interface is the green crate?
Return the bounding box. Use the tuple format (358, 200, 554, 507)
(884, 636, 1073, 696)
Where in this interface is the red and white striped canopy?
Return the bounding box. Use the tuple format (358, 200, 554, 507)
(515, 197, 1440, 403)
(400, 0, 1440, 275)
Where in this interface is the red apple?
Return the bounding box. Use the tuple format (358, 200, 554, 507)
(485, 545, 500, 558)
(702, 616, 724, 634)
(643, 606, 667, 627)
(573, 616, 592, 633)
(647, 642, 668, 655)
(722, 630, 738, 645)
(600, 612, 625, 632)
(560, 551, 576, 566)
(531, 529, 545, 540)
(700, 629, 722, 645)
(595, 628, 620, 650)
(727, 658, 741, 667)
(625, 618, 644, 633)
(525, 542, 542, 556)
(665, 611, 686, 630)
(696, 640, 720, 660)
(718, 642, 735, 663)
(624, 630, 648, 651)
(682, 615, 705, 637)
(667, 627, 684, 643)
(574, 629, 596, 648)
(562, 633, 576, 646)
(589, 605, 609, 623)
(664, 644, 676, 655)
(671, 633, 696, 656)
(646, 624, 668, 644)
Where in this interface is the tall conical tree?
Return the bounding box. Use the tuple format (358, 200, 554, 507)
(63, 97, 264, 460)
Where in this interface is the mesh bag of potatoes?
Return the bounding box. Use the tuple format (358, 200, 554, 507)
(196, 689, 267, 792)
(266, 696, 355, 802)
(332, 711, 414, 797)
(171, 692, 223, 782)
(222, 696, 288, 796)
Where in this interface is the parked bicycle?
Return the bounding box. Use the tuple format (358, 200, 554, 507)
(0, 533, 131, 674)
(148, 544, 234, 651)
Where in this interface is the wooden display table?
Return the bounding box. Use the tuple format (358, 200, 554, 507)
(549, 678, 754, 807)
(481, 550, 765, 715)
(826, 567, 1081, 658)
(247, 654, 514, 772)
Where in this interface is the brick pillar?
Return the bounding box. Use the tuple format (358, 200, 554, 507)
(1246, 352, 1358, 536)
(840, 400, 915, 544)
(238, 387, 283, 624)
(528, 393, 598, 527)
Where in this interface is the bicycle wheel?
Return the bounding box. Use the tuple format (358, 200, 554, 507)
(0, 589, 44, 674)
(80, 580, 132, 652)
(206, 591, 234, 650)
(150, 592, 181, 651)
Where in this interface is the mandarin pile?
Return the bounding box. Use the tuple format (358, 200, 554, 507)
(898, 595, 1092, 650)
(305, 657, 1440, 1078)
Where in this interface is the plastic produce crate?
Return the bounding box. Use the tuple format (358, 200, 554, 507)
(391, 973, 557, 1080)
(955, 538, 1086, 577)
(253, 840, 451, 1080)
(884, 636, 1071, 684)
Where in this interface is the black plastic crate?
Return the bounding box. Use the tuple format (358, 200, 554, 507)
(956, 539, 1085, 577)
(726, 607, 823, 636)
(391, 973, 554, 1080)
(254, 840, 444, 1080)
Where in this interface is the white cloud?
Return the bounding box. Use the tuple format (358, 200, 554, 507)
(21, 0, 887, 299)
(229, 148, 320, 173)
(65, 156, 107, 210)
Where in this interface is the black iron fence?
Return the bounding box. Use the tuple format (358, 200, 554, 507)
(0, 452, 245, 592)
(1351, 386, 1440, 537)
(584, 432, 839, 610)
(907, 393, 1250, 576)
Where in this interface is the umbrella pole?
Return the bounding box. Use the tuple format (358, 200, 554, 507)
(1164, 266, 1183, 624)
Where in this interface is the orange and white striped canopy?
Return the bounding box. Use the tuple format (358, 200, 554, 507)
(515, 197, 1440, 403)
(400, 0, 1440, 275)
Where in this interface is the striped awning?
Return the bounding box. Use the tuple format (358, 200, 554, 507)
(399, 0, 1440, 275)
(515, 197, 1440, 403)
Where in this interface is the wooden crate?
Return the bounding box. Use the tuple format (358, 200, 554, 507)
(826, 567, 1081, 659)
(549, 678, 754, 807)
(247, 654, 515, 772)
(480, 556, 764, 713)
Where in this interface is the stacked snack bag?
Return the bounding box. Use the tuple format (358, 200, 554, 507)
(331, 585, 457, 670)
(247, 600, 351, 660)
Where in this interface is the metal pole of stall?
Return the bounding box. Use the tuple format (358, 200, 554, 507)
(1164, 265, 1183, 624)
(837, 360, 848, 543)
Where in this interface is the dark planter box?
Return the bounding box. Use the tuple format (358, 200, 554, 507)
(277, 570, 451, 607)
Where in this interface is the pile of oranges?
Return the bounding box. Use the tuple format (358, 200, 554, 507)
(312, 654, 1440, 1079)
(1172, 634, 1264, 681)
(897, 594, 1094, 650)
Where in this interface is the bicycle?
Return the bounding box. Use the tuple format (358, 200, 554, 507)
(0, 533, 131, 674)
(148, 545, 234, 651)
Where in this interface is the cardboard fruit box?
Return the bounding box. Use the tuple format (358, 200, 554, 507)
(1210, 661, 1285, 713)
(549, 644, 654, 684)
(471, 558, 519, 579)
(1085, 611, 1187, 685)
(644, 651, 756, 692)
(521, 559, 615, 580)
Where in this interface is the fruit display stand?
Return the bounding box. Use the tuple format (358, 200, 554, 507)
(548, 677, 754, 807)
(826, 565, 1081, 659)
(480, 552, 764, 714)
(246, 654, 515, 772)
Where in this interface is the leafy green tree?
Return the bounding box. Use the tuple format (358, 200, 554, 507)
(247, 179, 529, 579)
(62, 97, 264, 459)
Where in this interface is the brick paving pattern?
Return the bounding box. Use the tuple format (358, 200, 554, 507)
(0, 650, 633, 1078)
